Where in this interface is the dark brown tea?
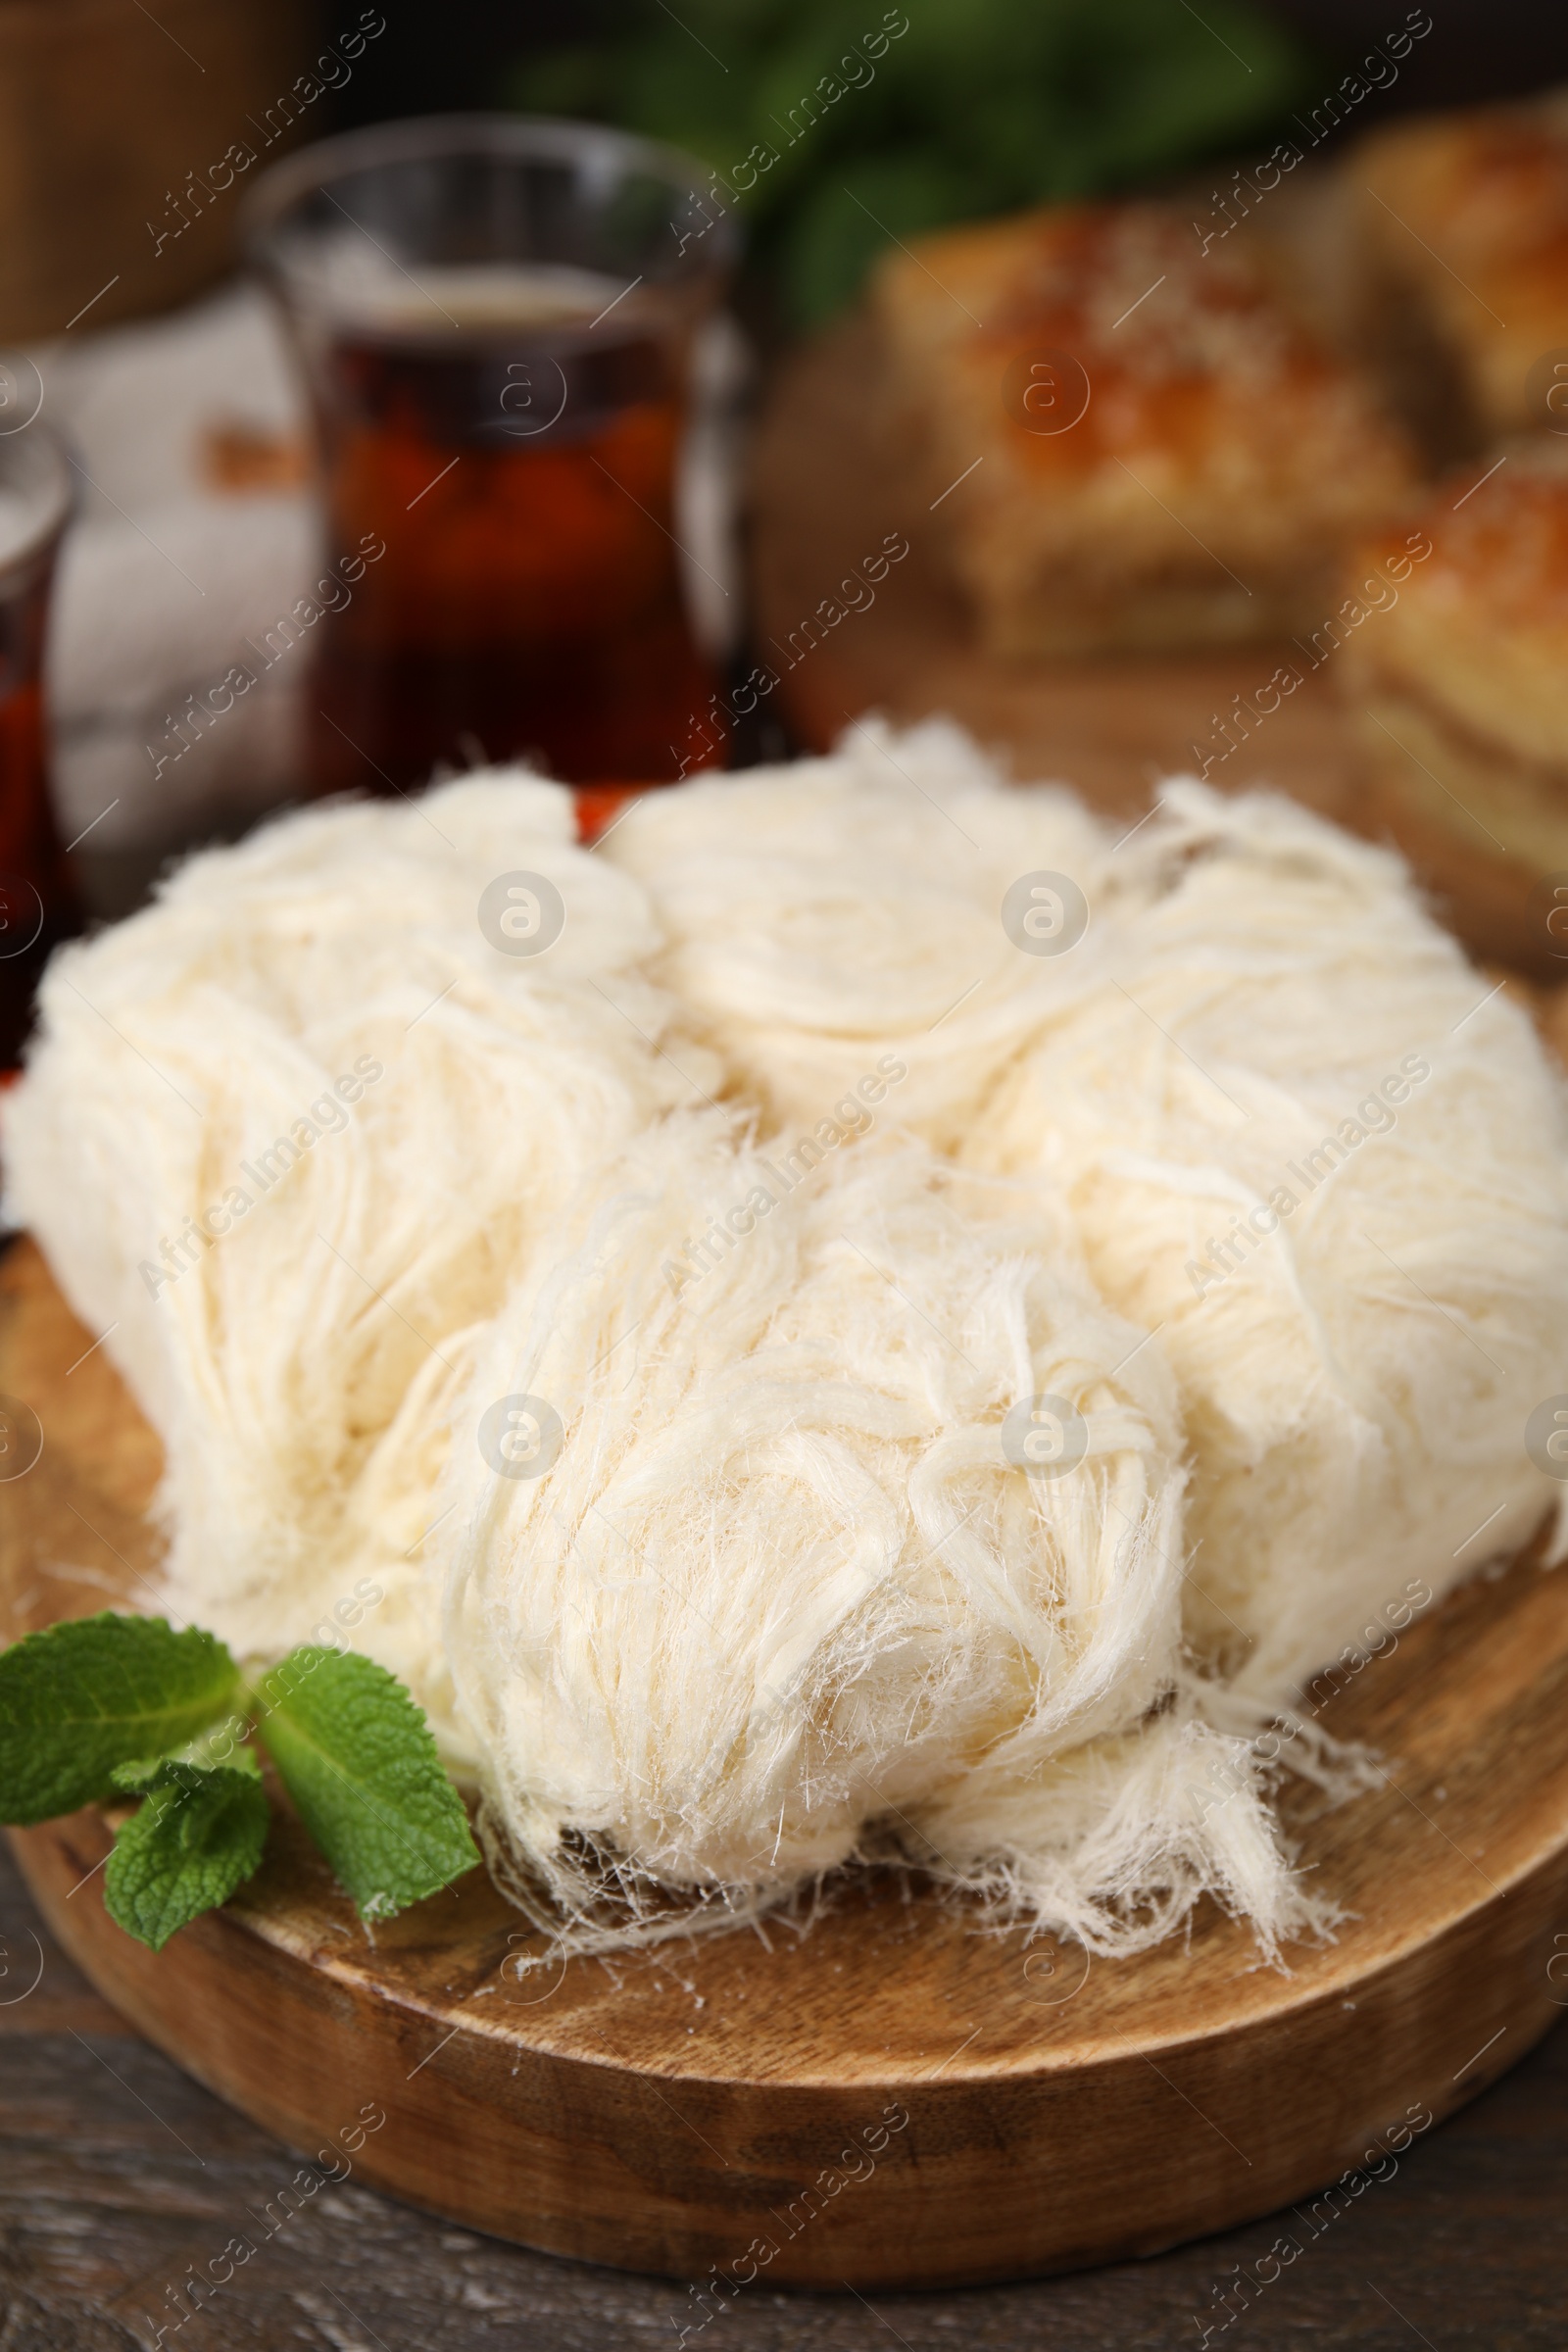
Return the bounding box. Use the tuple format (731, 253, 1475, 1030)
(0, 529, 74, 1070)
(303, 270, 722, 796)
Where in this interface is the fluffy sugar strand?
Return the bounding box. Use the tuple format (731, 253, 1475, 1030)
(2, 774, 719, 1724)
(9, 727, 1568, 1969)
(435, 1129, 1318, 1958)
(966, 781, 1568, 1696)
(602, 718, 1126, 1150)
(611, 736, 1568, 1702)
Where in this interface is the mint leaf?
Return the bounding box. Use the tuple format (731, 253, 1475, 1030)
(254, 1648, 479, 1920)
(0, 1614, 241, 1825)
(103, 1759, 270, 1951)
(111, 1741, 261, 1793)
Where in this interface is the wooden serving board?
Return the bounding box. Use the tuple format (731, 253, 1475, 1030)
(5, 1233, 1568, 2289)
(747, 316, 1548, 973)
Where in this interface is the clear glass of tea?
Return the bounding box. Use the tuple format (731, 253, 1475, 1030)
(243, 115, 739, 797)
(0, 414, 74, 1070)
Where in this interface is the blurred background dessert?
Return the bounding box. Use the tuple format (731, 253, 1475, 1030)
(1357, 90, 1568, 446)
(1340, 440, 1568, 965)
(870, 198, 1418, 658)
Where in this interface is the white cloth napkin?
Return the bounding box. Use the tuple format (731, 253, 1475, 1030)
(33, 283, 318, 856)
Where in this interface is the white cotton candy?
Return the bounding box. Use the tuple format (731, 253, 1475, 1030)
(427, 1122, 1312, 1955)
(606, 725, 1568, 1709)
(602, 717, 1124, 1150)
(967, 780, 1568, 1700)
(3, 774, 718, 1690)
(11, 728, 1568, 1971)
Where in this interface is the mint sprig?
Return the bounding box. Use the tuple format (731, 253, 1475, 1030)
(252, 1648, 480, 1920)
(0, 1614, 480, 1948)
(103, 1755, 270, 1952)
(0, 1613, 241, 1823)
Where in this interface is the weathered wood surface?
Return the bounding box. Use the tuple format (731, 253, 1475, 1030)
(0, 0, 315, 340)
(3, 1826, 1566, 2348)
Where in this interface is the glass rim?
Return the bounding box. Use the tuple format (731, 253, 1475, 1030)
(0, 420, 74, 586)
(239, 110, 742, 277)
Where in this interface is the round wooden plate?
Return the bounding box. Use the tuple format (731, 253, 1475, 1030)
(747, 314, 1551, 974)
(4, 1233, 1568, 2289)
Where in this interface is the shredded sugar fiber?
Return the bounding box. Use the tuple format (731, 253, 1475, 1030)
(8, 723, 1568, 1963)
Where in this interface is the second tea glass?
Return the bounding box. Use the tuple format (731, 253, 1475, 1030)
(0, 415, 74, 1068)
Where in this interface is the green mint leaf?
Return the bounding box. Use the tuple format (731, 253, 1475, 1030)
(0, 1614, 241, 1825)
(103, 1760, 270, 1951)
(254, 1647, 479, 1921)
(111, 1740, 260, 1793)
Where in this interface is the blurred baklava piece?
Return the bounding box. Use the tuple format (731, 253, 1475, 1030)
(1343, 442, 1568, 880)
(871, 201, 1417, 659)
(1357, 93, 1568, 443)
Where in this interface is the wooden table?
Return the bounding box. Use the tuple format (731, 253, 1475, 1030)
(3, 1823, 1565, 2346)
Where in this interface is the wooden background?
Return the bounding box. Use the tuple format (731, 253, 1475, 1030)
(0, 0, 314, 339)
(3, 1823, 1565, 2349)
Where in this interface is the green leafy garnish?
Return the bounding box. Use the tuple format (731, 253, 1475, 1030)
(0, 1613, 240, 1825)
(103, 1756, 270, 1952)
(509, 0, 1313, 323)
(0, 1614, 480, 1949)
(252, 1647, 480, 1920)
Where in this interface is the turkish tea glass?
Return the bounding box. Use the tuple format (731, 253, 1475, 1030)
(0, 415, 74, 1069)
(244, 114, 738, 795)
